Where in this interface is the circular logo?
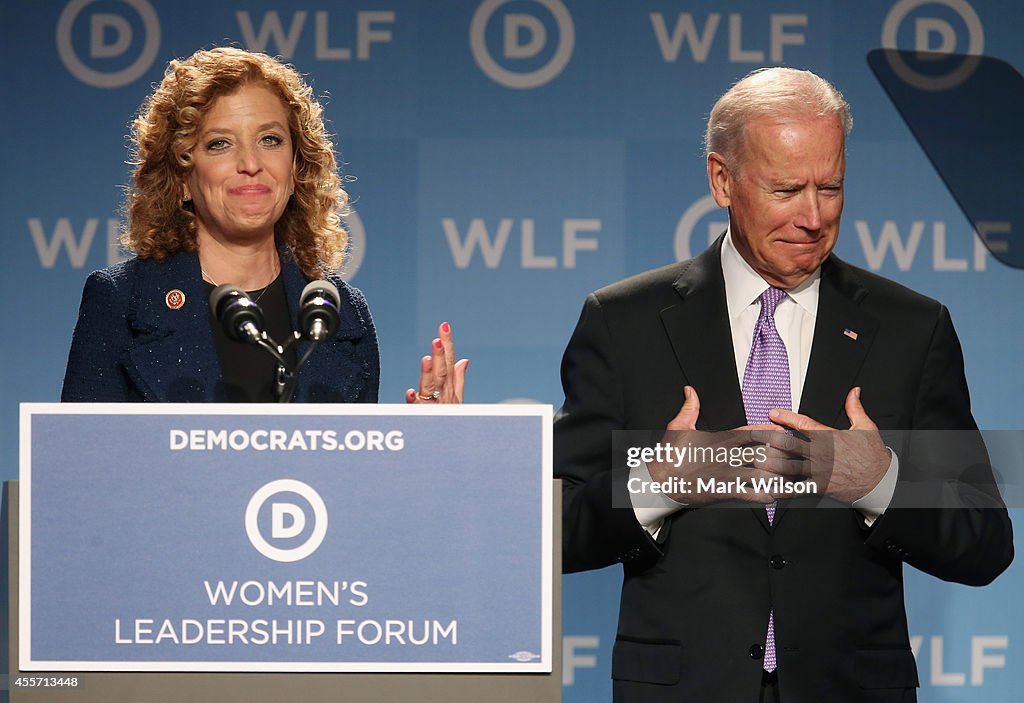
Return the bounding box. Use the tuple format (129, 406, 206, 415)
(881, 0, 984, 91)
(338, 209, 366, 281)
(245, 479, 328, 563)
(164, 289, 185, 309)
(674, 195, 728, 261)
(56, 0, 161, 89)
(469, 0, 575, 89)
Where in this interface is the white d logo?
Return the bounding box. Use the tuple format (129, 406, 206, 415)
(674, 195, 728, 262)
(881, 0, 984, 91)
(56, 0, 161, 88)
(470, 0, 575, 89)
(245, 479, 328, 562)
(339, 209, 366, 281)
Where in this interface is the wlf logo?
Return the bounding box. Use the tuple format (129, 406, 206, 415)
(470, 0, 575, 89)
(881, 0, 984, 91)
(245, 479, 328, 562)
(56, 0, 161, 88)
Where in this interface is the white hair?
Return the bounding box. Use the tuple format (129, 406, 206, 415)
(705, 67, 853, 170)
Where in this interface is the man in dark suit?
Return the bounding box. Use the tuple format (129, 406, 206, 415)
(554, 67, 1013, 702)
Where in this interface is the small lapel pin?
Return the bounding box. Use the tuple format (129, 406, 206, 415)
(843, 328, 858, 341)
(165, 289, 186, 310)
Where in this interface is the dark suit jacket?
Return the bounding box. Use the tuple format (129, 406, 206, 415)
(61, 250, 379, 403)
(554, 239, 1013, 702)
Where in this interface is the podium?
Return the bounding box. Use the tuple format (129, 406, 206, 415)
(6, 404, 562, 702)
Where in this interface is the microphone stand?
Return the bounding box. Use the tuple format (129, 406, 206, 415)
(211, 282, 339, 404)
(256, 330, 325, 403)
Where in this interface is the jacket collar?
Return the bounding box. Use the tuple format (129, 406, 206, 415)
(799, 255, 878, 428)
(660, 235, 747, 431)
(121, 250, 371, 402)
(659, 237, 879, 528)
(660, 237, 878, 428)
(124, 251, 217, 401)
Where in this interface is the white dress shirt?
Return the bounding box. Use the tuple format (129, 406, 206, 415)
(631, 231, 898, 533)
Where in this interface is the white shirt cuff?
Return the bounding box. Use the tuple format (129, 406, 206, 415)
(629, 461, 687, 536)
(852, 447, 899, 527)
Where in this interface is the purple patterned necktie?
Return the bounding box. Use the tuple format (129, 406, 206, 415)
(741, 286, 790, 673)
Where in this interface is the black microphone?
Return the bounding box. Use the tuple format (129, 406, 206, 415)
(299, 280, 341, 342)
(209, 284, 266, 344)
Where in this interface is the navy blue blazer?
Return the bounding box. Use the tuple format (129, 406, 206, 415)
(61, 251, 379, 403)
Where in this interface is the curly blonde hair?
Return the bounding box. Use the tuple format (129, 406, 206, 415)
(124, 46, 348, 278)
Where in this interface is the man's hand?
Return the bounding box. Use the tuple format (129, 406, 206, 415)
(645, 386, 778, 506)
(760, 387, 890, 504)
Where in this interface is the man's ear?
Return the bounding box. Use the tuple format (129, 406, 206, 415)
(707, 152, 732, 208)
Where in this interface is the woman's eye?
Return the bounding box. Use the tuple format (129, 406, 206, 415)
(261, 134, 284, 146)
(205, 138, 229, 151)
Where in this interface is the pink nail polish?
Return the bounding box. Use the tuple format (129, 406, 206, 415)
(441, 321, 450, 334)
(433, 339, 442, 350)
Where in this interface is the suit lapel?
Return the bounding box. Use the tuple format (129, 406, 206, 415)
(120, 252, 372, 402)
(799, 256, 878, 428)
(281, 260, 375, 402)
(665, 246, 880, 529)
(771, 256, 878, 524)
(658, 239, 770, 529)
(660, 238, 747, 432)
(124, 252, 220, 401)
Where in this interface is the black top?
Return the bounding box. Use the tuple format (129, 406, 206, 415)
(205, 274, 297, 402)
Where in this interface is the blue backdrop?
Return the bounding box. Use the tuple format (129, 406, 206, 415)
(1, 1, 1021, 700)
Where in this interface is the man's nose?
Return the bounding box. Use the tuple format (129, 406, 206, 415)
(794, 191, 822, 230)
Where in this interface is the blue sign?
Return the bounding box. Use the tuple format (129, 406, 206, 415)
(20, 403, 552, 673)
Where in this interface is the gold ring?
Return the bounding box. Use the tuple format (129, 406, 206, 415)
(418, 390, 441, 401)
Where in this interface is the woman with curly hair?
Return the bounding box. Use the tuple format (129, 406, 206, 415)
(62, 47, 466, 404)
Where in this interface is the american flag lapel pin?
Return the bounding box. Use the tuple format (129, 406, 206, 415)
(843, 328, 858, 341)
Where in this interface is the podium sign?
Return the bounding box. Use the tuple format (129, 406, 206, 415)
(19, 403, 552, 673)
